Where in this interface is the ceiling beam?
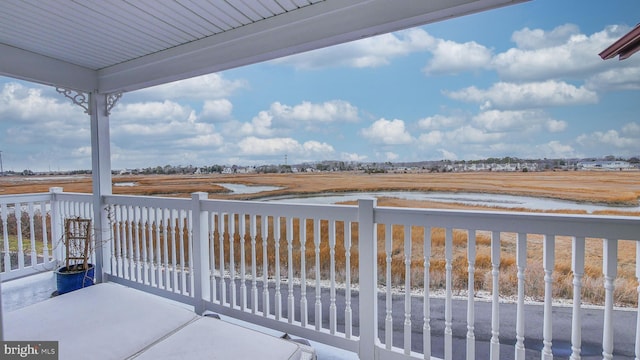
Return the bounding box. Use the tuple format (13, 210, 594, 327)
(0, 44, 97, 92)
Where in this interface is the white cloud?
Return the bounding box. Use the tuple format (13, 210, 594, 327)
(511, 24, 581, 50)
(202, 99, 233, 120)
(273, 28, 434, 69)
(423, 39, 492, 75)
(0, 82, 79, 122)
(577, 129, 638, 150)
(384, 152, 399, 161)
(622, 122, 640, 135)
(445, 125, 504, 143)
(270, 100, 359, 124)
(417, 114, 464, 130)
(361, 118, 413, 145)
(237, 136, 334, 157)
(239, 111, 275, 137)
(133, 74, 247, 100)
(341, 152, 368, 161)
(534, 141, 578, 159)
(546, 119, 568, 133)
(418, 131, 444, 146)
(586, 67, 640, 91)
(493, 24, 640, 82)
(446, 81, 598, 109)
(472, 109, 565, 133)
(438, 149, 458, 160)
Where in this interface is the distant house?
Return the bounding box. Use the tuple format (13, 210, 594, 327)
(577, 160, 632, 170)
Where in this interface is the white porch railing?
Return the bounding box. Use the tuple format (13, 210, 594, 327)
(0, 188, 95, 281)
(1, 188, 639, 360)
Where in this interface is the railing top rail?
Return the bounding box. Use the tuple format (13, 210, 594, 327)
(0, 193, 54, 205)
(54, 192, 93, 202)
(104, 194, 191, 209)
(200, 198, 359, 221)
(374, 205, 640, 240)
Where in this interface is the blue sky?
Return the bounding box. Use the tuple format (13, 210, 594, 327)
(1, 0, 639, 172)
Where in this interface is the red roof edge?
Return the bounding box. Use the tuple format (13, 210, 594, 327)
(599, 24, 640, 60)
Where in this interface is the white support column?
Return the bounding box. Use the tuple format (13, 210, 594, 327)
(358, 199, 377, 360)
(490, 231, 500, 360)
(541, 234, 555, 360)
(466, 230, 476, 360)
(570, 237, 585, 360)
(602, 238, 617, 360)
(191, 192, 210, 314)
(89, 92, 113, 283)
(515, 232, 527, 360)
(49, 187, 64, 263)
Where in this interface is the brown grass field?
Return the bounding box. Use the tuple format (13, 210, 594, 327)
(1, 171, 639, 305)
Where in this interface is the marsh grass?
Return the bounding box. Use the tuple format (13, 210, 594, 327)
(115, 212, 638, 307)
(4, 172, 639, 306)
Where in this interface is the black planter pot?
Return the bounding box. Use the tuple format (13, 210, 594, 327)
(55, 264, 95, 295)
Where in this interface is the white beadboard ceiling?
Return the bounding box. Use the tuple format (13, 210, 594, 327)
(0, 0, 527, 94)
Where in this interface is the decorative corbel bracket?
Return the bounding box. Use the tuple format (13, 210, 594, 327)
(56, 88, 123, 116)
(56, 87, 91, 115)
(106, 93, 122, 116)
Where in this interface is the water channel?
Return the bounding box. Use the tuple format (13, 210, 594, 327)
(216, 184, 640, 214)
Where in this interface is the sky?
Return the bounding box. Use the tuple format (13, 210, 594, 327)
(1, 0, 639, 172)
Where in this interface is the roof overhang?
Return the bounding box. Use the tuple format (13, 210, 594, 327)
(599, 24, 640, 61)
(1, 0, 527, 94)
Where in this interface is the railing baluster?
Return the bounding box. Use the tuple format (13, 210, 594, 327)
(2, 204, 11, 272)
(240, 214, 247, 311)
(262, 215, 270, 317)
(250, 214, 258, 314)
(162, 209, 170, 291)
(275, 216, 282, 320)
(329, 220, 337, 335)
(170, 209, 178, 293)
(385, 224, 393, 349)
(134, 207, 142, 282)
(28, 203, 36, 266)
(229, 214, 237, 308)
(314, 219, 322, 330)
(300, 218, 308, 327)
(178, 209, 187, 295)
(515, 232, 527, 360)
(570, 237, 585, 360)
(423, 226, 432, 359)
(149, 207, 157, 287)
(187, 208, 194, 296)
(602, 238, 617, 360)
(345, 221, 352, 339)
(404, 225, 412, 355)
(209, 211, 216, 303)
(41, 202, 49, 263)
(541, 234, 555, 360)
(490, 231, 500, 360)
(444, 228, 453, 360)
(146, 208, 154, 285)
(141, 208, 149, 284)
(466, 230, 476, 360)
(118, 205, 126, 277)
(16, 203, 24, 270)
(287, 217, 294, 324)
(113, 205, 122, 277)
(218, 212, 226, 305)
(120, 206, 130, 279)
(127, 206, 135, 281)
(153, 209, 161, 288)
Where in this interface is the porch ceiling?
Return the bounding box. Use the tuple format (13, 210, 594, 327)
(1, 0, 526, 94)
